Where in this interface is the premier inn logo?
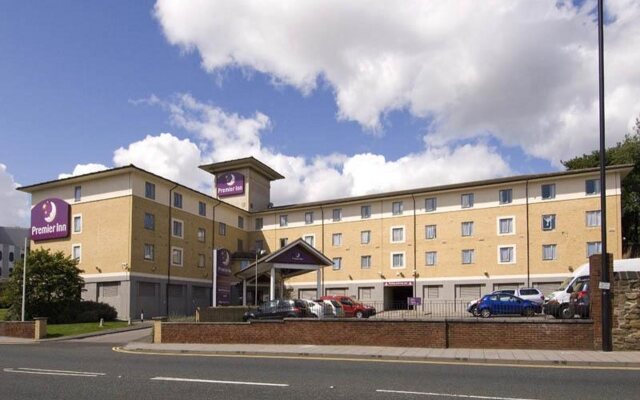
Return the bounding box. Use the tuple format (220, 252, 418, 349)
(31, 198, 71, 241)
(216, 172, 245, 197)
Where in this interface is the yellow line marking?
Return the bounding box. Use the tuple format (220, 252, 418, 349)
(111, 347, 640, 371)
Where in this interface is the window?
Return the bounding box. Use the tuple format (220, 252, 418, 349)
(542, 214, 556, 231)
(498, 246, 515, 263)
(542, 244, 556, 261)
(303, 235, 315, 247)
(586, 210, 601, 227)
(332, 233, 342, 246)
(361, 205, 371, 219)
(392, 201, 403, 215)
(144, 244, 154, 261)
(361, 230, 371, 244)
(332, 208, 342, 222)
(358, 287, 373, 300)
(197, 228, 206, 242)
(255, 240, 264, 251)
(237, 239, 244, 252)
(144, 213, 155, 230)
(173, 192, 183, 208)
(171, 247, 183, 266)
(145, 182, 155, 200)
(499, 189, 512, 204)
(279, 238, 289, 248)
(391, 252, 405, 268)
(587, 241, 602, 257)
(238, 216, 244, 229)
(461, 221, 474, 237)
(332, 257, 342, 270)
(218, 222, 226, 236)
(426, 285, 440, 299)
(255, 217, 263, 230)
(586, 179, 601, 195)
(73, 215, 82, 233)
(305, 212, 314, 224)
(425, 251, 437, 266)
(198, 201, 206, 216)
(279, 215, 288, 227)
(172, 219, 183, 238)
(462, 249, 475, 264)
(72, 245, 81, 262)
(198, 254, 205, 268)
(498, 217, 514, 235)
(74, 186, 81, 202)
(541, 184, 555, 200)
(461, 193, 474, 208)
(425, 225, 436, 240)
(361, 255, 371, 269)
(425, 197, 437, 212)
(391, 227, 404, 243)
(9, 251, 14, 263)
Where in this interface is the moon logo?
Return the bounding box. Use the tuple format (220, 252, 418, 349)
(44, 201, 57, 223)
(225, 173, 236, 187)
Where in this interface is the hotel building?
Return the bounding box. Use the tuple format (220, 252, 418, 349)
(18, 157, 630, 319)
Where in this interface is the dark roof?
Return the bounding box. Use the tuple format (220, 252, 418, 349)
(199, 156, 285, 181)
(260, 164, 634, 213)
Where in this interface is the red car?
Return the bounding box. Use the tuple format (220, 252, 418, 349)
(320, 295, 376, 318)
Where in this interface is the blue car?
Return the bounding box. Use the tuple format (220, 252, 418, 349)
(475, 293, 541, 318)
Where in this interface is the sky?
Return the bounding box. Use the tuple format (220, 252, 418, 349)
(1, 0, 639, 227)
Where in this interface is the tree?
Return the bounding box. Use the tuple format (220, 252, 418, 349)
(562, 118, 640, 257)
(2, 248, 84, 323)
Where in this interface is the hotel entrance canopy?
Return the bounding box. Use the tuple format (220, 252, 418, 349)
(235, 238, 333, 304)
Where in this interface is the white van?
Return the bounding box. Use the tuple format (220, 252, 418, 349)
(544, 258, 640, 318)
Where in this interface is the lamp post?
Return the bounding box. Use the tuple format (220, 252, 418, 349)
(255, 249, 266, 306)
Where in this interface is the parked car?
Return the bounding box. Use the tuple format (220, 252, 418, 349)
(467, 288, 543, 317)
(243, 299, 314, 321)
(569, 280, 590, 319)
(320, 295, 376, 318)
(317, 299, 345, 318)
(300, 299, 326, 318)
(473, 293, 542, 318)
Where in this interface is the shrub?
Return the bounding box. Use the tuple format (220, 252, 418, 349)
(74, 301, 117, 323)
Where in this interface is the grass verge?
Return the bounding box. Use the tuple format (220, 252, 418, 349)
(47, 321, 129, 338)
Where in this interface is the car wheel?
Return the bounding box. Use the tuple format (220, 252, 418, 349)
(522, 307, 535, 317)
(470, 305, 480, 317)
(559, 304, 573, 319)
(480, 308, 491, 318)
(355, 311, 364, 319)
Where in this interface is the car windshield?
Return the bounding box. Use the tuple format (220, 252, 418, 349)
(557, 276, 574, 291)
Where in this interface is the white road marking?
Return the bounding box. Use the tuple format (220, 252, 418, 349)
(3, 367, 105, 377)
(151, 376, 289, 387)
(376, 389, 539, 400)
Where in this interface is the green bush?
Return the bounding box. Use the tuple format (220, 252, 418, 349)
(74, 301, 117, 323)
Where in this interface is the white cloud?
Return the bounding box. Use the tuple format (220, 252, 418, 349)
(58, 163, 109, 179)
(154, 0, 640, 165)
(0, 164, 30, 227)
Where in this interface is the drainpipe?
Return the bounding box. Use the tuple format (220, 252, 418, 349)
(525, 180, 530, 287)
(411, 194, 417, 298)
(166, 184, 178, 316)
(211, 199, 221, 306)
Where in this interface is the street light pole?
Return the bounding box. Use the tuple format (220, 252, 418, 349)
(255, 249, 266, 306)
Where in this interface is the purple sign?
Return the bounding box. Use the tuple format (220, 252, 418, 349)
(384, 281, 414, 287)
(271, 246, 318, 265)
(30, 198, 71, 241)
(216, 248, 232, 306)
(216, 172, 245, 198)
(408, 297, 422, 306)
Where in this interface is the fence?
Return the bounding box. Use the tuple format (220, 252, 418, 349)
(357, 300, 545, 320)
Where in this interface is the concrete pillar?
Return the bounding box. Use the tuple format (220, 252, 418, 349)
(316, 268, 322, 297)
(34, 317, 47, 340)
(270, 266, 275, 300)
(152, 317, 166, 344)
(242, 279, 247, 306)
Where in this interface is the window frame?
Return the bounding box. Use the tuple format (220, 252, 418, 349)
(461, 249, 475, 265)
(198, 201, 206, 217)
(332, 208, 342, 222)
(425, 251, 437, 266)
(425, 197, 437, 212)
(499, 188, 512, 204)
(497, 216, 515, 235)
(74, 186, 81, 202)
(361, 205, 371, 219)
(72, 244, 82, 263)
(144, 243, 155, 261)
(360, 230, 371, 244)
(461, 221, 474, 237)
(497, 245, 516, 264)
(585, 179, 601, 196)
(171, 246, 183, 267)
(360, 255, 371, 269)
(542, 214, 556, 231)
(332, 257, 342, 271)
(172, 218, 184, 239)
(542, 244, 556, 261)
(390, 226, 405, 243)
(461, 193, 474, 208)
(144, 212, 155, 231)
(587, 241, 602, 257)
(173, 192, 183, 208)
(425, 224, 437, 240)
(392, 201, 403, 216)
(197, 227, 206, 242)
(145, 182, 156, 200)
(255, 217, 264, 230)
(218, 222, 227, 236)
(390, 251, 406, 269)
(332, 233, 342, 247)
(585, 210, 601, 227)
(279, 214, 288, 227)
(305, 211, 314, 225)
(541, 183, 556, 200)
(73, 214, 82, 234)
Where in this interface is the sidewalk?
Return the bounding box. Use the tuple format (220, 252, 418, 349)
(120, 342, 640, 368)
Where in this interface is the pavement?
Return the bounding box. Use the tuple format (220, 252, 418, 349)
(3, 326, 640, 368)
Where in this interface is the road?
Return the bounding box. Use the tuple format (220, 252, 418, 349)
(1, 338, 638, 399)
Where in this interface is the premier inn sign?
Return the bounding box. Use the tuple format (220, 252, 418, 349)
(216, 172, 245, 197)
(30, 198, 71, 241)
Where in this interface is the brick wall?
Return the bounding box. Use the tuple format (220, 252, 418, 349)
(0, 321, 35, 339)
(159, 318, 593, 350)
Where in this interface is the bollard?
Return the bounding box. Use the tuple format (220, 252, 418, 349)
(141, 309, 144, 323)
(99, 318, 103, 327)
